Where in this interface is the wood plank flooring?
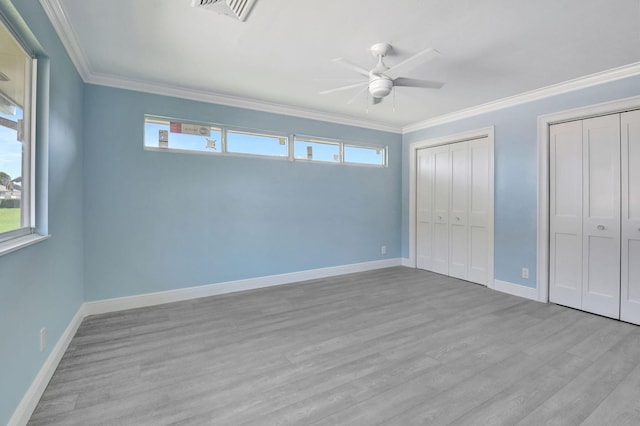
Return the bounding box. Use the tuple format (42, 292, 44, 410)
(28, 267, 640, 425)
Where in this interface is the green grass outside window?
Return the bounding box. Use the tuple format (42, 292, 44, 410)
(0, 208, 20, 233)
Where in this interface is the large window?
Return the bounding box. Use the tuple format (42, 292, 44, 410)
(0, 16, 36, 244)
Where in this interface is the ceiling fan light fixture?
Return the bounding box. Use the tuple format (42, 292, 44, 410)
(321, 43, 444, 107)
(368, 76, 392, 98)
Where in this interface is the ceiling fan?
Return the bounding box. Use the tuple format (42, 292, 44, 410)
(320, 43, 444, 105)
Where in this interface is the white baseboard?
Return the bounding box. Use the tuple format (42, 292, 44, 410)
(493, 279, 540, 302)
(401, 257, 414, 267)
(84, 258, 403, 316)
(8, 305, 85, 426)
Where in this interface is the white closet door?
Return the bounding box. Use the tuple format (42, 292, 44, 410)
(468, 137, 491, 285)
(416, 148, 435, 270)
(581, 114, 621, 319)
(621, 109, 640, 324)
(549, 120, 583, 310)
(448, 141, 469, 279)
(415, 137, 493, 284)
(432, 145, 450, 275)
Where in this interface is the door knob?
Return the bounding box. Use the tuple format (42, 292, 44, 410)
(597, 225, 605, 231)
(437, 215, 442, 220)
(455, 216, 461, 221)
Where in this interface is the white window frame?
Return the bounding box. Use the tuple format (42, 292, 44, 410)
(293, 135, 387, 168)
(144, 116, 290, 160)
(0, 13, 45, 256)
(144, 116, 388, 168)
(225, 127, 289, 158)
(342, 143, 387, 167)
(293, 136, 342, 163)
(144, 116, 223, 155)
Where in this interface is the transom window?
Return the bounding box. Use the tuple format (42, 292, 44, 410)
(144, 118, 222, 153)
(294, 137, 341, 163)
(344, 144, 386, 166)
(144, 116, 387, 167)
(227, 130, 288, 157)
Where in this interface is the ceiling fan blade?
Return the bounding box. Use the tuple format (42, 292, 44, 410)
(314, 77, 367, 83)
(385, 48, 441, 80)
(394, 77, 444, 89)
(331, 57, 371, 77)
(319, 81, 368, 95)
(372, 96, 383, 105)
(347, 85, 369, 105)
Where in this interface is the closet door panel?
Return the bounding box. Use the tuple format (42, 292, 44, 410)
(448, 142, 469, 280)
(621, 110, 640, 324)
(581, 114, 621, 319)
(468, 137, 491, 285)
(414, 136, 493, 284)
(549, 120, 583, 309)
(432, 145, 450, 275)
(416, 149, 435, 270)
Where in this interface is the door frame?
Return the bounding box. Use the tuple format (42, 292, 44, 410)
(409, 126, 495, 288)
(537, 95, 640, 303)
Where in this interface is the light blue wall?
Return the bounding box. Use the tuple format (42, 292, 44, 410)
(3, 2, 639, 421)
(0, 1, 85, 424)
(402, 74, 640, 288)
(82, 85, 402, 301)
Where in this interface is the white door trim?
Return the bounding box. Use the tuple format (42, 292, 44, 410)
(537, 95, 640, 303)
(409, 126, 495, 288)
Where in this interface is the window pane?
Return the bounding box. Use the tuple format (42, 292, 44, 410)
(144, 118, 222, 153)
(294, 139, 340, 162)
(343, 145, 385, 166)
(227, 130, 288, 157)
(0, 109, 22, 233)
(0, 17, 31, 236)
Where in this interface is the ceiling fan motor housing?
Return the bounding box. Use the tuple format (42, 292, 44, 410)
(369, 75, 393, 98)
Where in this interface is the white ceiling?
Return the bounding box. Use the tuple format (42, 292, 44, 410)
(41, 0, 640, 132)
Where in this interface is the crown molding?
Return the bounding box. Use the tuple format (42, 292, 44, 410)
(38, 0, 402, 134)
(402, 62, 640, 134)
(87, 72, 403, 133)
(40, 0, 640, 136)
(39, 0, 91, 80)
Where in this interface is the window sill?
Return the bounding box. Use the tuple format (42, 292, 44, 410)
(0, 233, 50, 257)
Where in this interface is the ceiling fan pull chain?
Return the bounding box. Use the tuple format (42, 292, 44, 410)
(393, 88, 396, 113)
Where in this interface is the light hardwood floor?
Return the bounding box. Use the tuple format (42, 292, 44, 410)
(28, 267, 640, 425)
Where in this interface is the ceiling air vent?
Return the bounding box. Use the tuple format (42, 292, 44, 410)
(191, 0, 258, 22)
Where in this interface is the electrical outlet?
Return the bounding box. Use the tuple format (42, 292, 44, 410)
(39, 327, 46, 352)
(381, 245, 387, 255)
(522, 267, 529, 279)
